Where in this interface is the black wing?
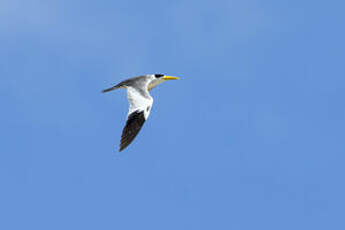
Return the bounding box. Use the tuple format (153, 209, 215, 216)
(119, 110, 146, 151)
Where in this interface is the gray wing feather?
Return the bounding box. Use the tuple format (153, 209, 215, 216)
(102, 75, 151, 94)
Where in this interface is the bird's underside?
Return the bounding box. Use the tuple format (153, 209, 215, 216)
(102, 74, 179, 151)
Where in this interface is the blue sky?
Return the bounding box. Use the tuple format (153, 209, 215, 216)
(1, 0, 345, 229)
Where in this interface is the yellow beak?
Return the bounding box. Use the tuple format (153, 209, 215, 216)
(162, 76, 180, 80)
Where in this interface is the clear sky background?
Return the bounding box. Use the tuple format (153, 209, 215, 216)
(1, 0, 345, 229)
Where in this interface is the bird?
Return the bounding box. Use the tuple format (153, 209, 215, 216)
(102, 74, 179, 151)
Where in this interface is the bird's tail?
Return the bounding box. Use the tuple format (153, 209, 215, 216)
(102, 85, 120, 93)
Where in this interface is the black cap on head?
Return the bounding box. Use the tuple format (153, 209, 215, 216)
(154, 74, 164, 78)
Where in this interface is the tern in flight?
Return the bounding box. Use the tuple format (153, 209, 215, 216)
(102, 74, 179, 151)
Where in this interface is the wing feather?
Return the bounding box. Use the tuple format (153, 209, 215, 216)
(120, 110, 146, 151)
(119, 86, 153, 151)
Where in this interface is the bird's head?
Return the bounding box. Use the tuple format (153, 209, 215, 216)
(148, 74, 179, 90)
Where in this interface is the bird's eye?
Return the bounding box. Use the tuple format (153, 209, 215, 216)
(154, 74, 164, 78)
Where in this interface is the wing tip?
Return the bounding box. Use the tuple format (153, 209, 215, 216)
(102, 88, 113, 93)
(119, 139, 131, 152)
(119, 145, 125, 152)
(102, 85, 120, 93)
